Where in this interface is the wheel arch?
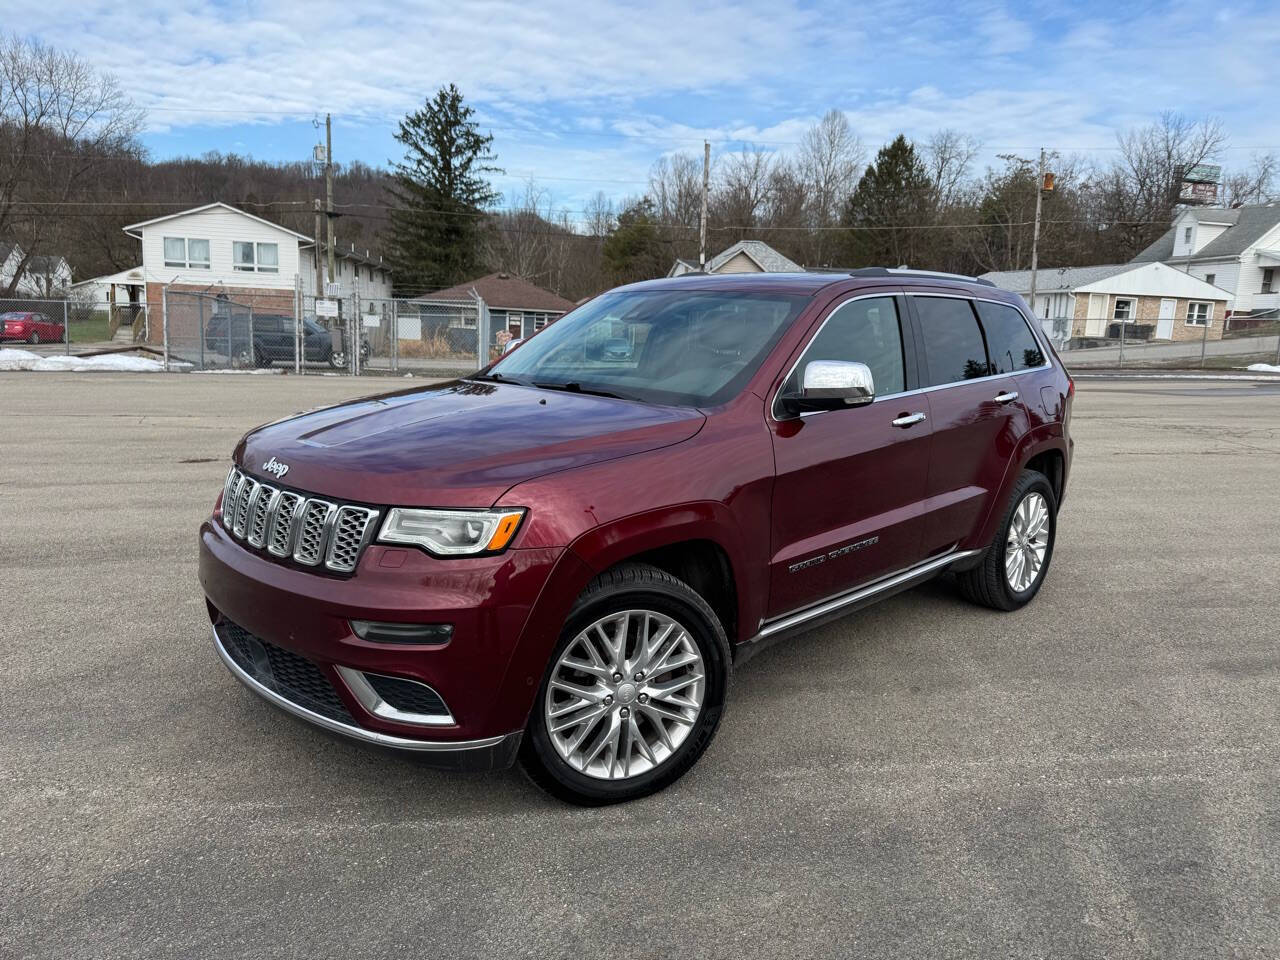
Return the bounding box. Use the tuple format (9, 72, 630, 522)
(968, 428, 1069, 555)
(483, 503, 756, 736)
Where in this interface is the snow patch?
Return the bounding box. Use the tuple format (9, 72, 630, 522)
(1246, 363, 1280, 374)
(0, 348, 184, 373)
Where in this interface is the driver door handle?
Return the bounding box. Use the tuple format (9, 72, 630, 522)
(891, 411, 927, 428)
(994, 391, 1019, 404)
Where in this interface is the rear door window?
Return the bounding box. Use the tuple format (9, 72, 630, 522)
(783, 296, 906, 397)
(975, 301, 1045, 373)
(914, 296, 990, 385)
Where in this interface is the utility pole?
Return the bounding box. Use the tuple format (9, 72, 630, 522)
(699, 140, 710, 270)
(325, 113, 336, 290)
(313, 199, 324, 297)
(1027, 147, 1045, 317)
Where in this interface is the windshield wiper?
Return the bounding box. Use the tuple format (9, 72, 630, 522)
(533, 381, 632, 401)
(470, 371, 530, 386)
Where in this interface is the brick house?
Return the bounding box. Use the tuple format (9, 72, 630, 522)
(121, 202, 393, 343)
(980, 261, 1230, 344)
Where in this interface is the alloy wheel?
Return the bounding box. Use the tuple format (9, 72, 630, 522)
(1005, 491, 1051, 592)
(544, 609, 705, 781)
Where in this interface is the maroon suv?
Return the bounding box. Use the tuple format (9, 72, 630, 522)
(199, 268, 1073, 804)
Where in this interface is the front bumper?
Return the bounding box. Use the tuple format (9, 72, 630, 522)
(199, 518, 564, 761)
(211, 620, 522, 770)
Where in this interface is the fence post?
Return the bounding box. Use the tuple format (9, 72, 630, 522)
(198, 295, 205, 370)
(1200, 311, 1210, 369)
(162, 285, 170, 371)
(249, 303, 255, 370)
(354, 290, 361, 376)
(476, 294, 488, 370)
(63, 300, 70, 355)
(392, 299, 399, 373)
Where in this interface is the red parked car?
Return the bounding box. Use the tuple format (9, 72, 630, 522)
(200, 269, 1073, 804)
(0, 311, 65, 344)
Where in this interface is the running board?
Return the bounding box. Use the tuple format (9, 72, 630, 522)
(745, 548, 982, 650)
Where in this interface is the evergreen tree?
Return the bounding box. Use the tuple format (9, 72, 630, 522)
(385, 84, 500, 294)
(838, 135, 935, 268)
(601, 199, 667, 284)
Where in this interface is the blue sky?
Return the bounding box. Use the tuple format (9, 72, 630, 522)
(18, 0, 1280, 216)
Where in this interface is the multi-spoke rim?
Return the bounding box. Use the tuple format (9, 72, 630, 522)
(1005, 491, 1051, 592)
(544, 609, 706, 781)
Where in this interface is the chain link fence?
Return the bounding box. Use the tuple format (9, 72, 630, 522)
(1027, 300, 1280, 371)
(0, 296, 150, 355)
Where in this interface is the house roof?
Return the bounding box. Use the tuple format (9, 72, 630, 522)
(26, 254, 68, 274)
(1131, 204, 1280, 262)
(707, 240, 802, 273)
(982, 261, 1229, 300)
(979, 263, 1135, 293)
(0, 242, 18, 263)
(122, 201, 314, 243)
(412, 273, 576, 313)
(72, 266, 147, 288)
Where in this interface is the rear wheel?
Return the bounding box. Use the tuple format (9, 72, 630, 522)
(521, 563, 730, 805)
(957, 469, 1057, 611)
(328, 350, 346, 369)
(29, 332, 40, 344)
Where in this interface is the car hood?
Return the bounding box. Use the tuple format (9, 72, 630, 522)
(235, 379, 706, 507)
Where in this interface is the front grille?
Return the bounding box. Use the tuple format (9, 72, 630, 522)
(221, 466, 379, 575)
(365, 673, 450, 717)
(216, 619, 354, 724)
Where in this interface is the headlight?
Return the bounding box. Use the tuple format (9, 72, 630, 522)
(377, 507, 525, 556)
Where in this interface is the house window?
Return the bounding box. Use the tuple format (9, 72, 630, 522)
(234, 242, 279, 273)
(1186, 302, 1211, 326)
(1204, 273, 1215, 287)
(163, 237, 209, 269)
(1183, 226, 1192, 245)
(1112, 298, 1134, 321)
(1264, 268, 1275, 294)
(533, 316, 549, 331)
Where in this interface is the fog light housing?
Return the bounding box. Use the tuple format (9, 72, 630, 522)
(350, 620, 454, 645)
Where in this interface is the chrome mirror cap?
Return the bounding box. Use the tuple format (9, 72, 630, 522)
(801, 360, 875, 406)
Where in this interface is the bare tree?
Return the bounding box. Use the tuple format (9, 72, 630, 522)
(1222, 153, 1278, 207)
(796, 110, 863, 265)
(923, 129, 981, 209)
(714, 145, 777, 240)
(0, 34, 143, 293)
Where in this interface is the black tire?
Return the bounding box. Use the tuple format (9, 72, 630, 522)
(29, 332, 39, 344)
(253, 347, 270, 368)
(520, 562, 731, 805)
(957, 469, 1057, 611)
(328, 350, 346, 369)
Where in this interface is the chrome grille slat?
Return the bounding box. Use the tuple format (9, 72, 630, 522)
(221, 466, 377, 575)
(325, 506, 379, 573)
(293, 499, 337, 566)
(246, 485, 279, 548)
(267, 491, 304, 557)
(232, 477, 258, 537)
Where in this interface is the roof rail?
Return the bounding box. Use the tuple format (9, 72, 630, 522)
(848, 266, 995, 287)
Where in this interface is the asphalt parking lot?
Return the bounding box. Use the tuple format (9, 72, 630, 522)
(2, 372, 1278, 959)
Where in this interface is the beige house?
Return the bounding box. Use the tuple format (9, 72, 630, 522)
(668, 240, 802, 277)
(980, 261, 1230, 344)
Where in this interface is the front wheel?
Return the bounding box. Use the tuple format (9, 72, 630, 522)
(521, 563, 730, 805)
(29, 332, 40, 345)
(957, 469, 1057, 611)
(328, 350, 346, 369)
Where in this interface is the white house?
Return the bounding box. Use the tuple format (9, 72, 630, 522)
(1, 243, 73, 297)
(1131, 203, 1280, 320)
(668, 240, 802, 277)
(120, 202, 393, 342)
(980, 261, 1231, 343)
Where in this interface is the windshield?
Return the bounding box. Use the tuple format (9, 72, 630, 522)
(484, 289, 807, 407)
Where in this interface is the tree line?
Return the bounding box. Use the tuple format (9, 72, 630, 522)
(3, 34, 1276, 303)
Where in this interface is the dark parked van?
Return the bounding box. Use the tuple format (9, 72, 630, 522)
(200, 268, 1073, 804)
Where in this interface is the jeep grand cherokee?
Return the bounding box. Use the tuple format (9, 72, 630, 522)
(199, 268, 1073, 804)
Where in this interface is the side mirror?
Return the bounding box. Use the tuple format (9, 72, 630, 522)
(503, 337, 524, 354)
(783, 360, 875, 414)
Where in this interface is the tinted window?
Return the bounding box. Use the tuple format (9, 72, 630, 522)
(256, 316, 282, 333)
(976, 301, 1045, 372)
(915, 297, 989, 385)
(784, 296, 905, 397)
